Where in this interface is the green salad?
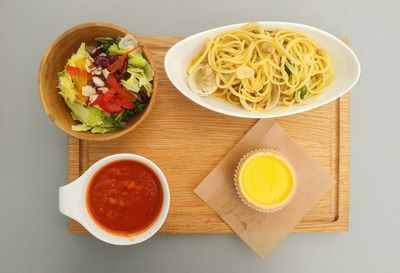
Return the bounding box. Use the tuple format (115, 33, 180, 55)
(57, 34, 154, 133)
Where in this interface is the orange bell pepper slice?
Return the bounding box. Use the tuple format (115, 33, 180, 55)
(65, 65, 89, 103)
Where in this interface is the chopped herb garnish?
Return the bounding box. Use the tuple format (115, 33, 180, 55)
(299, 86, 307, 99)
(112, 100, 147, 124)
(284, 64, 292, 76)
(95, 37, 116, 51)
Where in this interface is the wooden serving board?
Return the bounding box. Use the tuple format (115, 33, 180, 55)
(68, 36, 349, 234)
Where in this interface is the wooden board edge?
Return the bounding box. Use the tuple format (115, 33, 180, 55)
(68, 136, 80, 181)
(296, 94, 349, 233)
(336, 93, 350, 231)
(291, 93, 350, 233)
(139, 36, 182, 48)
(68, 136, 78, 232)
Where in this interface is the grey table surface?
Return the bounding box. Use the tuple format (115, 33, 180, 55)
(1, 0, 399, 272)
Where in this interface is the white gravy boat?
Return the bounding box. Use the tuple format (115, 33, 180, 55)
(59, 153, 170, 245)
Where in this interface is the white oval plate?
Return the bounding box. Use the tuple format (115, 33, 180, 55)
(164, 22, 360, 119)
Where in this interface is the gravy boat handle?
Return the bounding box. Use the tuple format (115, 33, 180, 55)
(59, 178, 83, 221)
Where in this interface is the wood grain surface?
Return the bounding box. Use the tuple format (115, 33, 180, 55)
(68, 36, 349, 234)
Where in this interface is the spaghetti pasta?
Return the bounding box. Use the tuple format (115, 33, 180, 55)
(186, 23, 333, 112)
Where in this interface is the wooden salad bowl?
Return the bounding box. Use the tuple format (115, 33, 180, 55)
(38, 22, 158, 141)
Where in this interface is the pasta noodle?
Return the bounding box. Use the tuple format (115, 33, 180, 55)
(187, 23, 333, 112)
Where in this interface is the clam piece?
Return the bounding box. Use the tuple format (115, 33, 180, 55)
(236, 65, 254, 79)
(268, 85, 281, 110)
(262, 43, 273, 53)
(188, 64, 218, 96)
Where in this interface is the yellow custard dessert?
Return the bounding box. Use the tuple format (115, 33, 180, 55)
(235, 150, 296, 212)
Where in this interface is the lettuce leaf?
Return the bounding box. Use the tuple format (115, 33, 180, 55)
(144, 62, 154, 81)
(91, 126, 115, 133)
(121, 73, 140, 93)
(57, 71, 78, 103)
(128, 52, 147, 68)
(127, 52, 154, 80)
(66, 100, 119, 133)
(71, 124, 92, 132)
(65, 99, 105, 127)
(67, 43, 93, 68)
(108, 44, 128, 55)
(122, 67, 153, 95)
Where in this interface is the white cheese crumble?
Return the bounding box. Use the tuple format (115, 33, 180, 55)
(82, 85, 96, 97)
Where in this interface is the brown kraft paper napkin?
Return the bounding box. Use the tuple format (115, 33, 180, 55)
(194, 119, 336, 259)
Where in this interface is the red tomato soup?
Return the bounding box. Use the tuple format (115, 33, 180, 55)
(87, 160, 163, 235)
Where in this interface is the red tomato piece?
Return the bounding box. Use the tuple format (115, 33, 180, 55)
(106, 74, 136, 101)
(107, 53, 129, 73)
(110, 95, 135, 109)
(101, 102, 123, 114)
(103, 88, 116, 104)
(89, 94, 103, 107)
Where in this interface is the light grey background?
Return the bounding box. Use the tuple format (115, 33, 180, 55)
(1, 0, 399, 272)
